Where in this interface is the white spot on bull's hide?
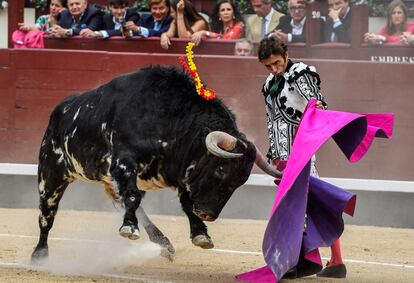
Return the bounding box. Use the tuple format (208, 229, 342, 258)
(101, 123, 107, 132)
(64, 135, 88, 180)
(38, 179, 46, 194)
(51, 140, 65, 164)
(73, 107, 81, 121)
(71, 127, 77, 138)
(41, 140, 46, 147)
(119, 164, 127, 171)
(40, 215, 48, 227)
(109, 131, 114, 146)
(162, 142, 168, 148)
(182, 162, 196, 192)
(63, 106, 69, 114)
(136, 173, 171, 192)
(47, 192, 60, 207)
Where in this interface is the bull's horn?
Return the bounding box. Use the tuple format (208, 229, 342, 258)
(255, 148, 283, 178)
(205, 131, 243, 159)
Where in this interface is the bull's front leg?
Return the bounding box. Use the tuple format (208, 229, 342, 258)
(179, 191, 214, 249)
(111, 156, 142, 240)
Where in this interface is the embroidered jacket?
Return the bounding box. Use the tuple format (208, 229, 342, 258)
(262, 60, 327, 161)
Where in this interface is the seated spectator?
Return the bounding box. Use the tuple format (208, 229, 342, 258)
(18, 0, 67, 33)
(234, 38, 254, 56)
(245, 0, 284, 42)
(90, 0, 140, 39)
(191, 0, 245, 45)
(124, 0, 172, 38)
(364, 0, 414, 45)
(160, 0, 209, 49)
(271, 0, 308, 43)
(324, 0, 351, 43)
(49, 0, 103, 38)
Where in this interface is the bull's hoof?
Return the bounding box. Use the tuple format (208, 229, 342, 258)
(192, 234, 214, 249)
(31, 247, 49, 265)
(160, 246, 175, 262)
(119, 225, 140, 240)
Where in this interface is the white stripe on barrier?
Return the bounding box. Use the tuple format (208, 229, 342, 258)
(1, 163, 413, 193)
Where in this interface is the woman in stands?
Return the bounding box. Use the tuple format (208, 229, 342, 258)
(160, 0, 209, 49)
(364, 0, 414, 45)
(191, 0, 245, 45)
(18, 0, 67, 33)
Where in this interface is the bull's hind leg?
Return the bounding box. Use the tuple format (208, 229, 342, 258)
(111, 156, 143, 240)
(179, 191, 214, 249)
(31, 169, 70, 264)
(137, 207, 175, 261)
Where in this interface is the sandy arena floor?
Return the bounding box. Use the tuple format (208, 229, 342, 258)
(0, 208, 413, 282)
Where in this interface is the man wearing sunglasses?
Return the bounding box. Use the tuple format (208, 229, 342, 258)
(271, 0, 307, 43)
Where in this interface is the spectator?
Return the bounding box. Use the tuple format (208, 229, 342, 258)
(234, 38, 254, 56)
(125, 0, 173, 38)
(364, 0, 414, 45)
(191, 0, 245, 45)
(90, 0, 140, 39)
(324, 0, 351, 43)
(271, 0, 308, 43)
(245, 0, 284, 42)
(18, 0, 67, 33)
(50, 0, 103, 38)
(160, 0, 209, 49)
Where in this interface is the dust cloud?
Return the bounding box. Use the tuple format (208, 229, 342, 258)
(38, 239, 161, 276)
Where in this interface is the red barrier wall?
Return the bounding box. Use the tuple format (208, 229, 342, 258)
(0, 48, 412, 181)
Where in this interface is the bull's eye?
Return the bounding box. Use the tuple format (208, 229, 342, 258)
(214, 166, 227, 179)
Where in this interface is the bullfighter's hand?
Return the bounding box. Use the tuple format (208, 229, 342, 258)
(316, 101, 325, 109)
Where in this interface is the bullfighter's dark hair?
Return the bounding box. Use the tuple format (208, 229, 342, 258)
(257, 35, 288, 61)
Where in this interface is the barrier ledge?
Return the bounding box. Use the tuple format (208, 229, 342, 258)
(1, 163, 413, 193)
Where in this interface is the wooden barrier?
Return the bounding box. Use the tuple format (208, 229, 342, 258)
(0, 48, 413, 181)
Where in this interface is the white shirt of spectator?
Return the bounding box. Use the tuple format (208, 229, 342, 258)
(262, 8, 275, 37)
(331, 6, 350, 42)
(100, 10, 127, 39)
(139, 21, 162, 38)
(288, 16, 306, 43)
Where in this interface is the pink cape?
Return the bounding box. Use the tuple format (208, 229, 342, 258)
(236, 99, 393, 282)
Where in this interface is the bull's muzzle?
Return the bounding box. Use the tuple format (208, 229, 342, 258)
(193, 209, 217, 222)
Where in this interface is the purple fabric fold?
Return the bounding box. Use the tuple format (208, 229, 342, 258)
(236, 99, 393, 283)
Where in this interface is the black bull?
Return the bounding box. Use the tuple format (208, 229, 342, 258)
(31, 66, 281, 262)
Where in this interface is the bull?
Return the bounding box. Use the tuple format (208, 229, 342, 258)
(31, 66, 281, 262)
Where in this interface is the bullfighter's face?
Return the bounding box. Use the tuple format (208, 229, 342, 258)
(186, 143, 256, 221)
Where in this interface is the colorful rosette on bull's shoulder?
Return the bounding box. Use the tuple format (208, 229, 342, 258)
(179, 42, 217, 101)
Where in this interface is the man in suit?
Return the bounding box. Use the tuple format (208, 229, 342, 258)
(272, 0, 307, 43)
(90, 0, 140, 39)
(324, 0, 351, 43)
(49, 0, 102, 38)
(246, 0, 284, 42)
(124, 0, 173, 37)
